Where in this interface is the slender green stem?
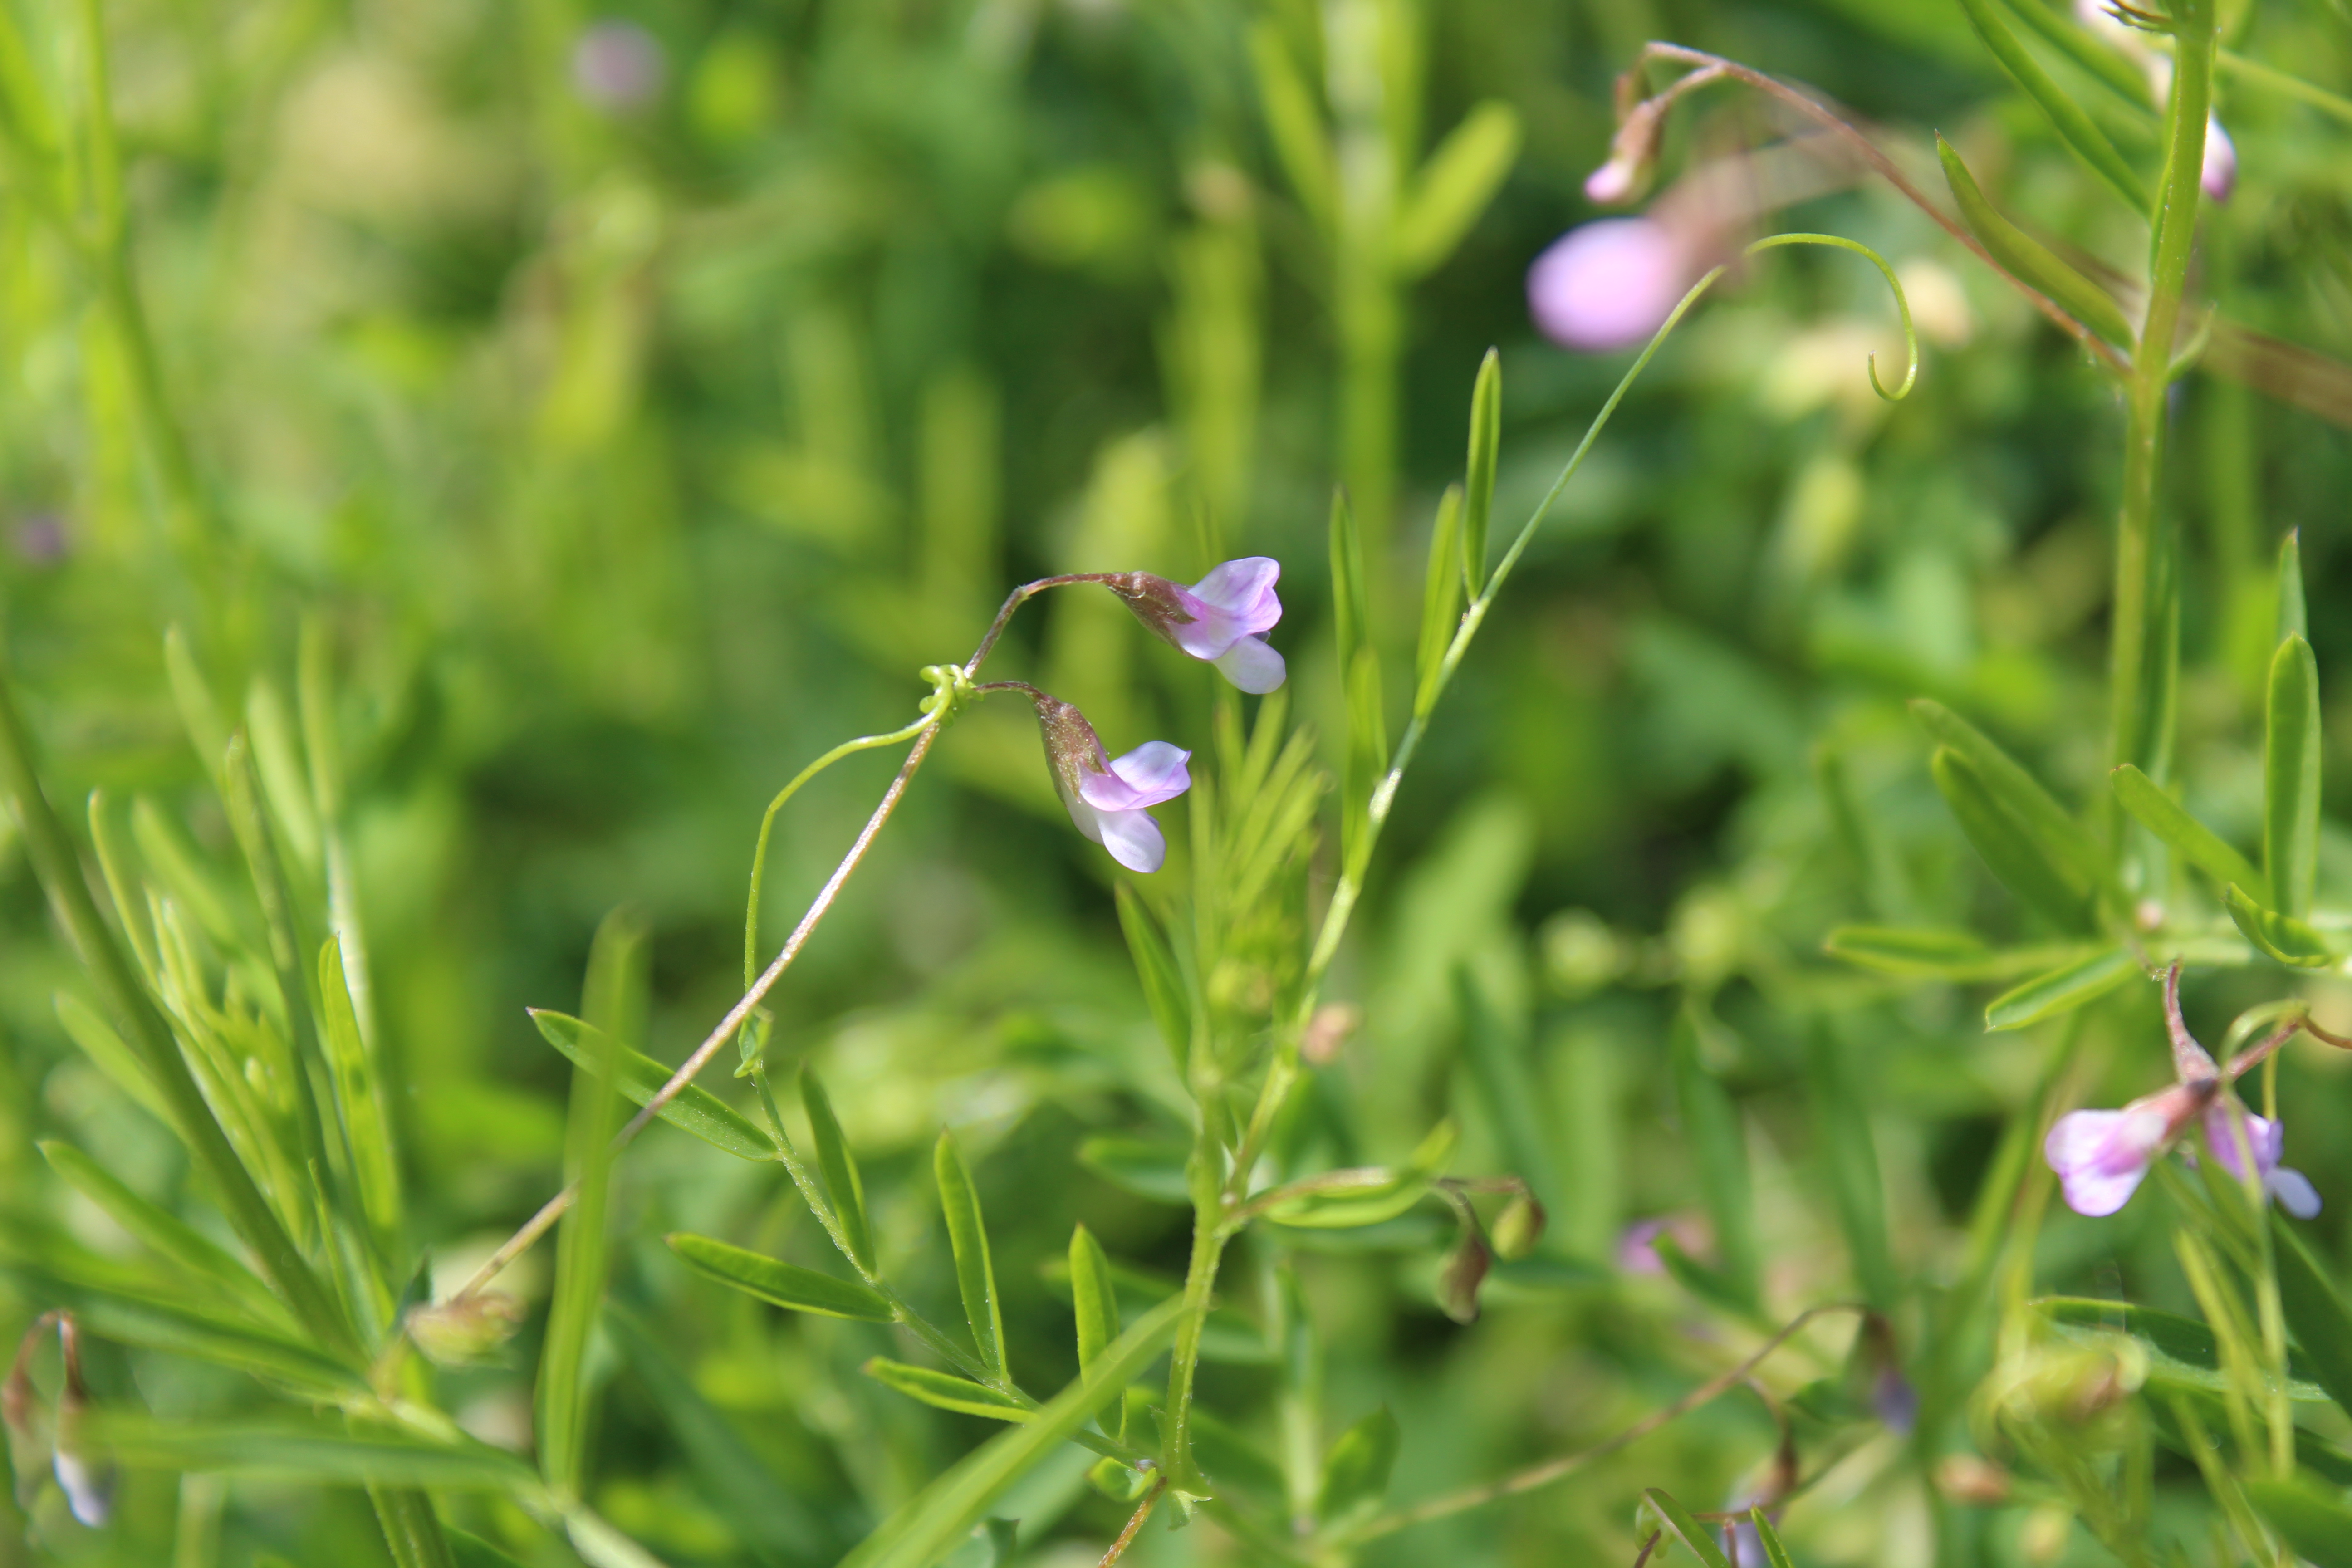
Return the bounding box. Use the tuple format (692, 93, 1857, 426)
(1159, 1151, 1230, 1498)
(2111, 0, 2214, 789)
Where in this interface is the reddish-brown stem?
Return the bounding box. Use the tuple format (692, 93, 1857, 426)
(2162, 962, 2220, 1083)
(1635, 43, 2131, 372)
(1098, 1481, 1165, 1567)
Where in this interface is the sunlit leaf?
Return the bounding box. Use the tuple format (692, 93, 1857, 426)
(1984, 947, 2136, 1030)
(665, 1234, 894, 1322)
(1460, 348, 1501, 595)
(1068, 1225, 1118, 1385)
(2278, 528, 2308, 645)
(2110, 764, 2264, 903)
(2222, 884, 2334, 970)
(1936, 137, 2133, 345)
(1748, 1508, 1796, 1568)
(1263, 1120, 1457, 1230)
(2264, 633, 2322, 921)
(1924, 740, 2093, 932)
(1414, 485, 1465, 718)
(1641, 1488, 1734, 1568)
(79, 1410, 536, 1491)
(865, 1360, 1029, 1422)
(1395, 105, 1520, 276)
(532, 1010, 776, 1161)
(1822, 926, 2086, 982)
(37, 1141, 284, 1326)
(936, 1130, 1008, 1381)
(320, 936, 402, 1242)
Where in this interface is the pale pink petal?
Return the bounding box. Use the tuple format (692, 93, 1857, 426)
(2204, 1103, 2283, 1182)
(2202, 118, 2237, 204)
(1528, 219, 1692, 353)
(2271, 1166, 2322, 1220)
(1095, 809, 1167, 873)
(1212, 636, 1286, 694)
(1059, 792, 1107, 847)
(2045, 1108, 2166, 1217)
(1106, 742, 1192, 805)
(1188, 559, 1281, 628)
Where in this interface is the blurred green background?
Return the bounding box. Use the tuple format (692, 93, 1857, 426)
(4, 0, 2352, 1563)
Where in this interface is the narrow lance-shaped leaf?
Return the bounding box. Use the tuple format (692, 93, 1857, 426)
(1749, 1508, 1798, 1568)
(1931, 747, 2091, 932)
(2223, 884, 2335, 970)
(38, 1141, 283, 1325)
(1984, 947, 2136, 1031)
(665, 1234, 894, 1322)
(1822, 926, 2087, 983)
(539, 909, 644, 1495)
(1314, 1406, 1399, 1524)
(1415, 485, 1465, 718)
(1670, 1005, 1757, 1308)
(2245, 1479, 2352, 1568)
(2264, 634, 2321, 922)
(2111, 764, 2264, 903)
(320, 937, 401, 1243)
(1246, 22, 1335, 236)
(840, 1296, 1186, 1568)
(533, 1010, 775, 1161)
(1936, 137, 2134, 347)
(1330, 486, 1370, 680)
(162, 626, 230, 790)
(1263, 1119, 1458, 1229)
(865, 1360, 1030, 1423)
(1642, 1489, 1735, 1568)
(52, 992, 172, 1127)
(801, 1067, 874, 1273)
(1112, 886, 1191, 1079)
(2278, 528, 2307, 645)
(1911, 699, 2105, 895)
(1460, 348, 1500, 594)
(1342, 644, 1387, 882)
(936, 1130, 1008, 1382)
(78, 1411, 538, 1492)
(2037, 1297, 2331, 1400)
(1395, 106, 1521, 276)
(1068, 1225, 1118, 1384)
(1954, 0, 2149, 217)
(1806, 1025, 1894, 1310)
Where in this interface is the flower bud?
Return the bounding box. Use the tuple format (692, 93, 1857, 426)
(1032, 693, 1192, 873)
(407, 1292, 526, 1367)
(1105, 560, 1285, 693)
(1527, 218, 1695, 354)
(1436, 1231, 1492, 1324)
(1489, 1193, 1546, 1261)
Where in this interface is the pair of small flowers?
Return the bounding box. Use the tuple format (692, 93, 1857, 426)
(2044, 964, 2321, 1220)
(1026, 559, 1284, 874)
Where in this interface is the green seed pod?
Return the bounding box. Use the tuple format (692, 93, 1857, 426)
(1937, 137, 2135, 349)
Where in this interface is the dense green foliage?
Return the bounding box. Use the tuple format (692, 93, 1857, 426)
(2, 0, 2352, 1565)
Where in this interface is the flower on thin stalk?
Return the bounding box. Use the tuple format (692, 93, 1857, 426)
(1031, 692, 1191, 873)
(2044, 963, 2323, 1219)
(1527, 218, 1697, 353)
(1108, 559, 1286, 693)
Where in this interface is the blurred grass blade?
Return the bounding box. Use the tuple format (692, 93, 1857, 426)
(79, 1410, 537, 1491)
(936, 1131, 1008, 1380)
(1069, 1225, 1118, 1384)
(540, 908, 646, 1495)
(1330, 486, 1370, 676)
(1822, 926, 2087, 983)
(532, 1010, 776, 1161)
(2271, 1210, 2352, 1417)
(2245, 1478, 2352, 1568)
(2278, 529, 2307, 644)
(2111, 764, 2264, 902)
(1395, 107, 1520, 277)
(1806, 1025, 1894, 1310)
(320, 937, 401, 1243)
(1936, 137, 2133, 346)
(53, 992, 173, 1126)
(1342, 646, 1387, 882)
(1076, 1135, 1191, 1204)
(38, 1141, 283, 1324)
(1247, 23, 1335, 236)
(1670, 1005, 1757, 1309)
(1954, 0, 2147, 217)
(1112, 887, 1191, 1079)
(606, 1304, 832, 1566)
(1414, 485, 1465, 718)
(1931, 747, 2092, 931)
(1264, 1120, 1456, 1229)
(800, 1067, 874, 1272)
(2223, 884, 2335, 969)
(1992, 0, 2159, 109)
(1313, 1406, 1398, 1524)
(1641, 1488, 1734, 1568)
(1984, 947, 2135, 1030)
(450, 1528, 534, 1568)
(1454, 968, 1557, 1217)
(163, 627, 230, 789)
(842, 1296, 1185, 1568)
(245, 678, 320, 869)
(564, 1506, 673, 1568)
(1749, 1508, 1796, 1568)
(1460, 348, 1500, 593)
(865, 1360, 1031, 1422)
(0, 656, 348, 1353)
(665, 1234, 893, 1320)
(2264, 634, 2321, 921)
(1912, 699, 2105, 890)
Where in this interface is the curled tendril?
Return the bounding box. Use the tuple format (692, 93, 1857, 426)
(1743, 232, 1920, 402)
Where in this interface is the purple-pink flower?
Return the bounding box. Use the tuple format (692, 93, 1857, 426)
(1110, 559, 1286, 693)
(2205, 1102, 2321, 1219)
(2200, 118, 2237, 204)
(1030, 692, 1191, 873)
(1526, 218, 1695, 353)
(2044, 1083, 2205, 1217)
